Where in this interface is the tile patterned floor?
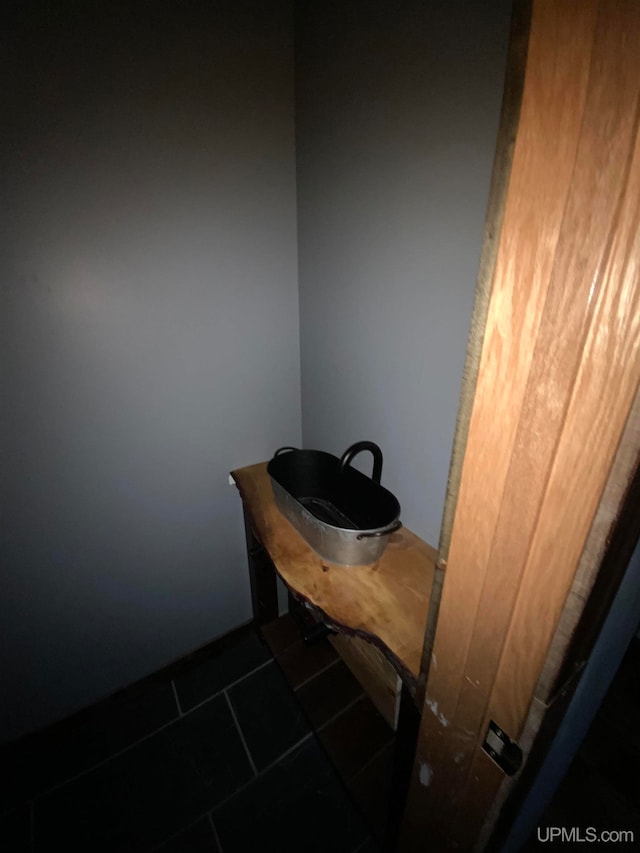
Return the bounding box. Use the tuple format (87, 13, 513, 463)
(0, 619, 391, 853)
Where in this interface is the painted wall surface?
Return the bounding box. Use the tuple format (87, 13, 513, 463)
(0, 1, 300, 743)
(295, 0, 511, 544)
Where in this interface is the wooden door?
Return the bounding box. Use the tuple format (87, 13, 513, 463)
(399, 1, 640, 849)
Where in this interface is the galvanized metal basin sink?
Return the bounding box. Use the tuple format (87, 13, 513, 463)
(267, 442, 402, 566)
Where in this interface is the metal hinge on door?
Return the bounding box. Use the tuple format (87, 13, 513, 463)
(481, 660, 587, 776)
(482, 720, 523, 776)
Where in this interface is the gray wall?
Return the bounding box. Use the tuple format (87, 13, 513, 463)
(295, 0, 511, 544)
(0, 0, 300, 743)
(1, 0, 513, 745)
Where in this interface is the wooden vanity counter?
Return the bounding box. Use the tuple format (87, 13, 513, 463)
(232, 461, 436, 688)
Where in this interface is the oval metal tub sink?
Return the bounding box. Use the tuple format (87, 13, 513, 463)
(267, 442, 402, 566)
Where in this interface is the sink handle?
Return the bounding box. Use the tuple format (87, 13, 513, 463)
(357, 519, 402, 539)
(273, 446, 298, 457)
(339, 441, 383, 483)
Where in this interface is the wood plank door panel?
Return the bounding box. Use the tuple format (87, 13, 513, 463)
(400, 1, 640, 849)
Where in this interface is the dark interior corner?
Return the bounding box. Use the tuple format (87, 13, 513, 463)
(520, 632, 640, 850)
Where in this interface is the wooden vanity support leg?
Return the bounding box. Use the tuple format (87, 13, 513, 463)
(242, 507, 279, 626)
(385, 685, 421, 851)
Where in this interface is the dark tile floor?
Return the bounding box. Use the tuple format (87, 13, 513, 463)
(0, 618, 392, 853)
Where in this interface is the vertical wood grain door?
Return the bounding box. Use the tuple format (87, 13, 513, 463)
(400, 1, 640, 849)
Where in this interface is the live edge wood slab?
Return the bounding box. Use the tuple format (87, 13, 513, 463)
(231, 461, 436, 691)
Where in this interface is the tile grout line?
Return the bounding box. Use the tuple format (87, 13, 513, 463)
(223, 690, 258, 777)
(30, 660, 274, 800)
(258, 730, 314, 775)
(150, 726, 311, 853)
(211, 730, 315, 813)
(148, 815, 205, 852)
(30, 704, 186, 799)
(219, 655, 274, 691)
(208, 812, 224, 853)
(170, 680, 184, 716)
(150, 727, 312, 853)
(292, 657, 341, 692)
(316, 694, 367, 734)
(184, 657, 274, 715)
(348, 738, 396, 783)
